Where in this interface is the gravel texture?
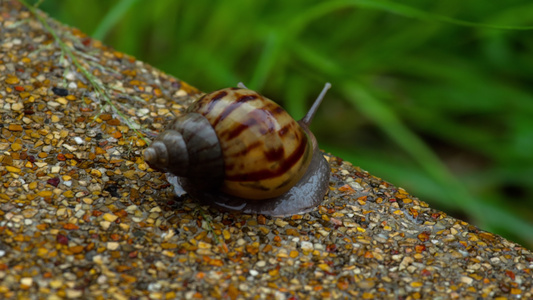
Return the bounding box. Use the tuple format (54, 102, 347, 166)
(1, 2, 532, 299)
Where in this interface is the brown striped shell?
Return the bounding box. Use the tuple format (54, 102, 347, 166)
(189, 88, 313, 200)
(144, 83, 331, 216)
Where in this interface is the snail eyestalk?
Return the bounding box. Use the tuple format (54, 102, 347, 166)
(301, 82, 331, 126)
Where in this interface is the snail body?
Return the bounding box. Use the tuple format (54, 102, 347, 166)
(144, 83, 331, 216)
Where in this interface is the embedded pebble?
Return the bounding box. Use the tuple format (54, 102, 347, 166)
(74, 137, 84, 144)
(107, 242, 120, 250)
(11, 102, 23, 111)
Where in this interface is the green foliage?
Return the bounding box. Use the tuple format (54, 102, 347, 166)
(38, 0, 533, 248)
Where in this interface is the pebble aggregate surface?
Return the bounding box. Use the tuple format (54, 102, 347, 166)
(1, 2, 532, 299)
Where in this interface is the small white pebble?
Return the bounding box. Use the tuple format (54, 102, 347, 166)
(65, 289, 82, 298)
(317, 229, 330, 237)
(74, 137, 84, 145)
(107, 242, 119, 250)
(100, 221, 111, 230)
(137, 108, 150, 116)
(47, 101, 60, 108)
(274, 219, 288, 227)
(149, 207, 162, 213)
(314, 243, 325, 250)
(148, 282, 161, 291)
(97, 275, 107, 285)
(175, 89, 187, 97)
(461, 276, 473, 285)
(92, 255, 103, 264)
(74, 210, 85, 218)
(65, 71, 76, 81)
(63, 144, 77, 152)
(21, 277, 33, 286)
(348, 181, 363, 191)
(126, 205, 138, 213)
(11, 102, 23, 111)
(301, 241, 314, 252)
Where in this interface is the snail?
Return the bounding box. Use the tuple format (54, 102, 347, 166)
(144, 82, 331, 217)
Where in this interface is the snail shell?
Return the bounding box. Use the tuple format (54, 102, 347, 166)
(144, 83, 331, 216)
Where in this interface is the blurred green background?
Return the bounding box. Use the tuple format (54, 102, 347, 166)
(35, 0, 533, 248)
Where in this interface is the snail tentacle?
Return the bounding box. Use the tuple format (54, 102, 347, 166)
(300, 82, 331, 126)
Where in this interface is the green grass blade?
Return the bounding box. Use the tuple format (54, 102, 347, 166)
(341, 83, 483, 213)
(92, 0, 140, 40)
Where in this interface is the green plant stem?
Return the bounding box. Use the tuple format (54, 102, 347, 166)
(20, 0, 150, 145)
